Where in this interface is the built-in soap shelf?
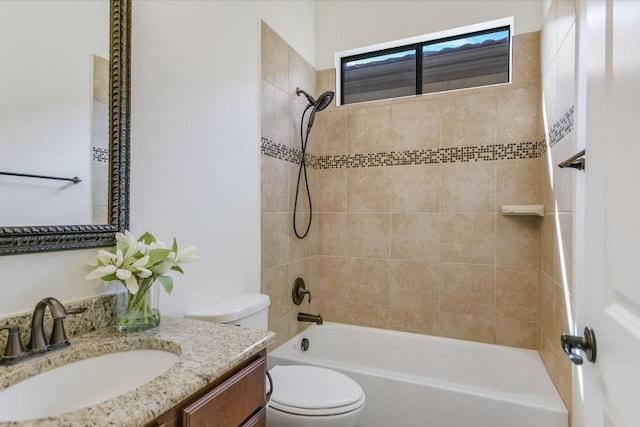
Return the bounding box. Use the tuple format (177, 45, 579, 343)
(500, 205, 544, 217)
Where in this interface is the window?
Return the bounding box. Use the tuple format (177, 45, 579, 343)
(336, 18, 513, 105)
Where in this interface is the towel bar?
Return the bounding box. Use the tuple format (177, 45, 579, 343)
(0, 170, 81, 184)
(558, 149, 585, 170)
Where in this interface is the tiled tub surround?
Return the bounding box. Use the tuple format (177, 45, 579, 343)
(537, 0, 578, 413)
(263, 136, 542, 168)
(0, 315, 274, 426)
(546, 105, 574, 148)
(261, 22, 546, 350)
(262, 134, 543, 349)
(261, 20, 320, 348)
(536, 106, 575, 413)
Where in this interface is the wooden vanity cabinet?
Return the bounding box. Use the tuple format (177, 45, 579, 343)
(149, 350, 267, 427)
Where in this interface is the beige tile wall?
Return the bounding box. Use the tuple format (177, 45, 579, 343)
(313, 31, 543, 351)
(260, 22, 553, 380)
(261, 15, 579, 418)
(538, 0, 577, 413)
(260, 22, 319, 348)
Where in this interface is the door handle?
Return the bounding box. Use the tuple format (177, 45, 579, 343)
(561, 326, 597, 365)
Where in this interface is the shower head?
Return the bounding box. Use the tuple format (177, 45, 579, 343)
(293, 89, 335, 240)
(315, 91, 334, 112)
(296, 88, 335, 112)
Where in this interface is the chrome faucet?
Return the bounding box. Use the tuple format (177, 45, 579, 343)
(297, 312, 323, 325)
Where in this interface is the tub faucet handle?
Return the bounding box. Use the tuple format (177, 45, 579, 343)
(298, 287, 311, 304)
(292, 277, 311, 305)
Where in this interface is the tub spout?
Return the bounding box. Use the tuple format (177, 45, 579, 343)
(298, 312, 323, 325)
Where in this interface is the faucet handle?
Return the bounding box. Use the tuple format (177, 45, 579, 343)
(0, 325, 27, 365)
(48, 318, 69, 349)
(292, 278, 312, 305)
(48, 306, 86, 349)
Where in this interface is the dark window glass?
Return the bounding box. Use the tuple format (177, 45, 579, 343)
(340, 26, 510, 105)
(342, 49, 416, 104)
(422, 28, 509, 93)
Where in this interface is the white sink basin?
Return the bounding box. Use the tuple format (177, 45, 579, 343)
(0, 349, 179, 422)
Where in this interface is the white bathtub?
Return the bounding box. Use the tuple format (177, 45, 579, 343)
(268, 322, 567, 427)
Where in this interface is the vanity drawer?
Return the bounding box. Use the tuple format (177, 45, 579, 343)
(243, 407, 266, 427)
(182, 355, 266, 426)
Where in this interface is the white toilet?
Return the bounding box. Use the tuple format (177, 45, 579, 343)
(186, 293, 365, 427)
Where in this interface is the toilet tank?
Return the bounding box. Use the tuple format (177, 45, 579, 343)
(186, 293, 270, 330)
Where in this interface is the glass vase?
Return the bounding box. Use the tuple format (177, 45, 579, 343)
(115, 278, 161, 332)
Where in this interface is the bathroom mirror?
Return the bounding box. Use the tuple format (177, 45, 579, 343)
(0, 0, 131, 255)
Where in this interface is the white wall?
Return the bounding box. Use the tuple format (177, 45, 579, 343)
(0, 0, 315, 317)
(316, 0, 543, 70)
(131, 0, 263, 316)
(131, 0, 315, 316)
(259, 1, 317, 68)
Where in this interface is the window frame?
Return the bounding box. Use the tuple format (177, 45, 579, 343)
(335, 17, 514, 106)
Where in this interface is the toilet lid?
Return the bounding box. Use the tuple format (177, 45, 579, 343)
(268, 365, 365, 416)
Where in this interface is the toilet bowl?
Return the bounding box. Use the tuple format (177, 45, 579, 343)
(186, 293, 365, 427)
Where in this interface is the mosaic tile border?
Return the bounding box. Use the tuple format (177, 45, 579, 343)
(537, 139, 548, 156)
(318, 142, 540, 169)
(262, 103, 575, 168)
(261, 137, 317, 168)
(538, 105, 574, 156)
(262, 137, 541, 169)
(548, 105, 574, 147)
(92, 147, 109, 163)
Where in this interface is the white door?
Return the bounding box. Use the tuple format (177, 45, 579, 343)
(576, 0, 640, 426)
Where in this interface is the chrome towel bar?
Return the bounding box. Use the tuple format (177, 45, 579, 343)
(558, 149, 585, 170)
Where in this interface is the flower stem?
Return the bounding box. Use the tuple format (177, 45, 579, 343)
(117, 278, 160, 332)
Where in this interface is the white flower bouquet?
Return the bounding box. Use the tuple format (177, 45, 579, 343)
(86, 230, 198, 331)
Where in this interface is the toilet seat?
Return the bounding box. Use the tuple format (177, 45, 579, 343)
(268, 365, 365, 417)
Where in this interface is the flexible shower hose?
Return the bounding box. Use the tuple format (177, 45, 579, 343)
(292, 103, 316, 239)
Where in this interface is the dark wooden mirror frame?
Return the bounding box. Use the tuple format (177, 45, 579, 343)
(0, 0, 131, 255)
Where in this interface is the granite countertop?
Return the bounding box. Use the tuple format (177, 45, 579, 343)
(0, 316, 275, 426)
